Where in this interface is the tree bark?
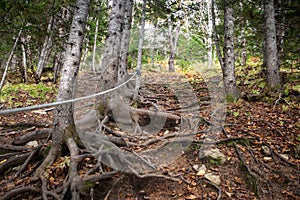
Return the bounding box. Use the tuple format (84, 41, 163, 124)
(34, 0, 90, 184)
(211, 0, 223, 70)
(95, 0, 128, 117)
(118, 0, 134, 82)
(168, 16, 180, 72)
(263, 0, 280, 88)
(134, 0, 147, 100)
(92, 19, 99, 74)
(20, 37, 28, 82)
(207, 0, 213, 68)
(0, 29, 22, 92)
(222, 0, 239, 100)
(36, 15, 54, 82)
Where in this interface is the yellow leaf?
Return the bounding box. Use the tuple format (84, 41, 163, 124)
(49, 177, 55, 184)
(0, 159, 7, 164)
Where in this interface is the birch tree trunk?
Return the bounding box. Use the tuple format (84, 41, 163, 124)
(21, 37, 28, 82)
(207, 0, 213, 68)
(34, 3, 90, 197)
(0, 30, 22, 92)
(263, 0, 280, 88)
(118, 0, 134, 82)
(212, 0, 224, 69)
(35, 15, 54, 82)
(134, 0, 146, 100)
(222, 0, 239, 100)
(168, 16, 181, 72)
(92, 19, 99, 74)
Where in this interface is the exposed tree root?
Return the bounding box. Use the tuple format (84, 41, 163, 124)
(13, 128, 52, 145)
(0, 186, 40, 200)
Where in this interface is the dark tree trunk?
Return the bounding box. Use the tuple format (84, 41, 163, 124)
(95, 0, 128, 116)
(118, 0, 134, 83)
(263, 0, 280, 88)
(222, 0, 239, 100)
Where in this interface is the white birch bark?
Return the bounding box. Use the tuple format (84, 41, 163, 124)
(0, 29, 22, 92)
(207, 0, 213, 68)
(211, 0, 223, 69)
(134, 0, 147, 100)
(168, 16, 181, 72)
(36, 15, 54, 81)
(21, 37, 28, 82)
(92, 19, 99, 74)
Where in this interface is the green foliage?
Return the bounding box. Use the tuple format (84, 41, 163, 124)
(206, 155, 223, 166)
(0, 82, 57, 108)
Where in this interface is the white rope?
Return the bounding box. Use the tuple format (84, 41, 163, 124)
(0, 72, 136, 115)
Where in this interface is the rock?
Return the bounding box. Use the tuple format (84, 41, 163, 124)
(192, 164, 200, 172)
(26, 140, 38, 147)
(204, 173, 221, 185)
(262, 146, 271, 155)
(199, 148, 226, 165)
(196, 164, 207, 176)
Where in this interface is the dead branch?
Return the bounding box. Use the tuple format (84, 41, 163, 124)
(0, 126, 36, 136)
(0, 186, 40, 200)
(0, 152, 31, 174)
(0, 143, 31, 152)
(0, 122, 51, 128)
(13, 128, 52, 145)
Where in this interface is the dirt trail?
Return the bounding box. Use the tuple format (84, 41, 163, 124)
(0, 71, 299, 199)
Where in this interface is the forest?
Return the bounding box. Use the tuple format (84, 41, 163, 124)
(0, 0, 299, 199)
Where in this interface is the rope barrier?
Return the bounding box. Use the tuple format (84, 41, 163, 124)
(0, 72, 137, 115)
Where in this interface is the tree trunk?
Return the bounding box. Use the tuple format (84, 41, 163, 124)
(134, 0, 147, 100)
(276, 0, 286, 67)
(20, 37, 28, 82)
(92, 19, 99, 74)
(97, 0, 127, 110)
(35, 15, 54, 82)
(33, 2, 90, 197)
(168, 16, 180, 72)
(222, 0, 239, 100)
(263, 0, 280, 88)
(211, 0, 224, 69)
(0, 29, 22, 92)
(118, 0, 134, 82)
(207, 0, 213, 68)
(240, 19, 247, 66)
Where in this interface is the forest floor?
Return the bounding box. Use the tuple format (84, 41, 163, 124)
(0, 69, 299, 200)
